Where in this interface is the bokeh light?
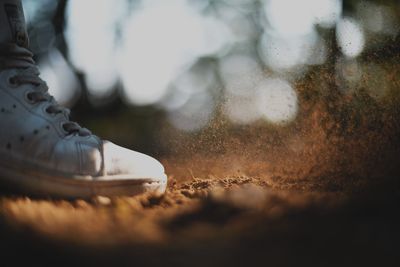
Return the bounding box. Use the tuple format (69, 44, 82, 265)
(65, 0, 121, 98)
(167, 91, 215, 132)
(336, 17, 365, 58)
(22, 0, 400, 134)
(258, 32, 319, 71)
(356, 2, 398, 36)
(255, 78, 298, 124)
(224, 92, 262, 125)
(38, 49, 80, 106)
(117, 0, 229, 106)
(264, 0, 341, 37)
(162, 61, 217, 112)
(219, 53, 263, 97)
(264, 0, 315, 36)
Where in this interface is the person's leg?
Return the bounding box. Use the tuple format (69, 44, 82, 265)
(0, 0, 167, 197)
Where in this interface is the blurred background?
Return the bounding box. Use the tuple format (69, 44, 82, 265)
(22, 0, 400, 158)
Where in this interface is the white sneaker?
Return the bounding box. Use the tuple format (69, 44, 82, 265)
(0, 0, 167, 198)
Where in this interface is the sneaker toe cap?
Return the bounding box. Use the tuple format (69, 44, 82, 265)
(101, 141, 165, 181)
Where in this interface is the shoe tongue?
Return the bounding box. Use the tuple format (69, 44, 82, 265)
(0, 0, 29, 48)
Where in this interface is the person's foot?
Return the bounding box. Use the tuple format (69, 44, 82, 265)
(0, 0, 167, 198)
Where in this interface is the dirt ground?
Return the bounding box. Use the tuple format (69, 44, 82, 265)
(0, 156, 399, 267)
(1, 80, 400, 266)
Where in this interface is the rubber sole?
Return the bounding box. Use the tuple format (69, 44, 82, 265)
(0, 164, 167, 199)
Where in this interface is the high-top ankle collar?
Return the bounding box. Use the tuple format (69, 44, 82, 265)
(0, 0, 29, 48)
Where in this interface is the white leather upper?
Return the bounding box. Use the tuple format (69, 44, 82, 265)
(0, 69, 165, 180)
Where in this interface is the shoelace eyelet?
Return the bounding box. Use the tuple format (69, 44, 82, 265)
(25, 92, 36, 104)
(7, 76, 19, 88)
(61, 122, 78, 135)
(45, 106, 55, 115)
(61, 122, 69, 135)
